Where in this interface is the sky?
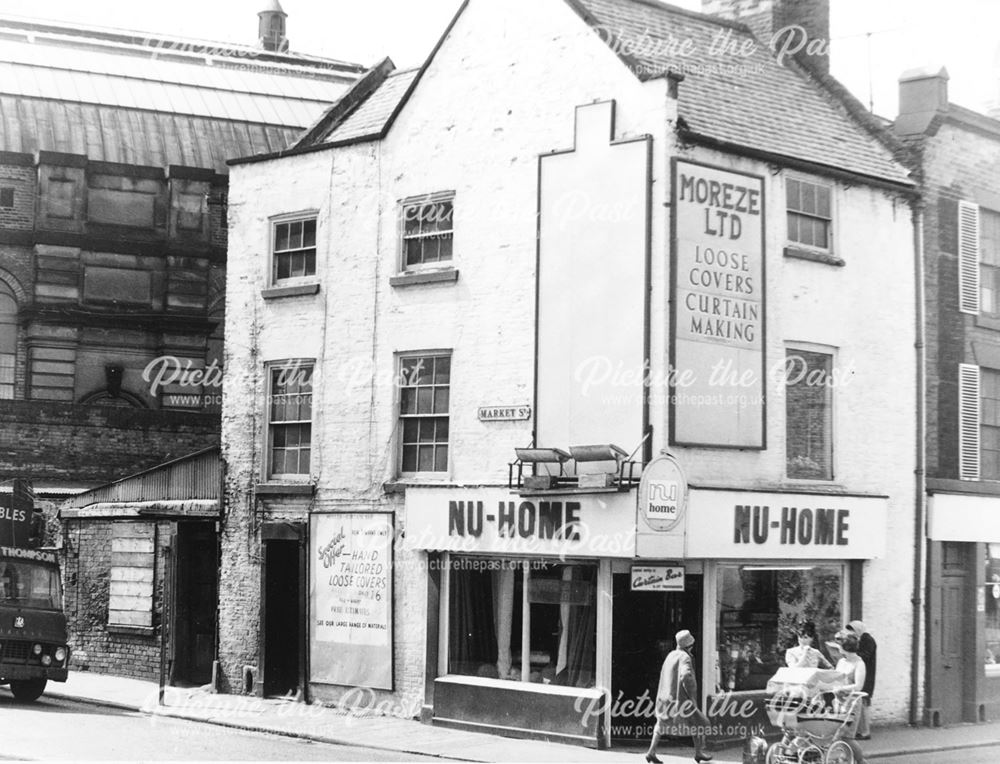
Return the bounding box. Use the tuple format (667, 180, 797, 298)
(0, 0, 997, 118)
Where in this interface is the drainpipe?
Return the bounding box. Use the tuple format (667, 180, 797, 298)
(909, 202, 927, 726)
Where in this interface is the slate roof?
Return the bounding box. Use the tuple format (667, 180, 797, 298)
(323, 69, 419, 144)
(573, 0, 911, 185)
(0, 16, 360, 172)
(234, 0, 912, 187)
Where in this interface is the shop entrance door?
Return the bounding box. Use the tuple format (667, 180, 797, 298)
(172, 522, 218, 686)
(261, 537, 303, 698)
(610, 572, 703, 743)
(935, 542, 970, 724)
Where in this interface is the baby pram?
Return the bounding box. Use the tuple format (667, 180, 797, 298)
(759, 667, 866, 764)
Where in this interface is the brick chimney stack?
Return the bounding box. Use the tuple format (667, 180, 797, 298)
(258, 0, 289, 53)
(895, 67, 950, 135)
(702, 0, 831, 74)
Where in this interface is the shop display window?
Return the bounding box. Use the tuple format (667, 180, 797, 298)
(984, 545, 1000, 676)
(716, 564, 843, 692)
(447, 557, 596, 688)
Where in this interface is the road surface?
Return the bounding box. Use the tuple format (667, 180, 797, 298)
(0, 690, 442, 761)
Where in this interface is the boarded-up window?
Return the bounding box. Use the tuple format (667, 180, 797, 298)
(0, 283, 16, 399)
(29, 346, 75, 401)
(960, 363, 982, 480)
(177, 192, 205, 231)
(88, 188, 156, 227)
(109, 524, 154, 628)
(83, 267, 152, 306)
(43, 179, 77, 220)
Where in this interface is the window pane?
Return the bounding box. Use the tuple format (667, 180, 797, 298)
(786, 179, 800, 210)
(439, 235, 454, 261)
(435, 445, 448, 471)
(418, 419, 435, 443)
(418, 445, 435, 471)
(787, 213, 799, 243)
(275, 223, 291, 252)
(303, 219, 317, 248)
(817, 186, 832, 218)
(401, 388, 416, 415)
(403, 418, 419, 442)
(401, 445, 417, 472)
(405, 237, 423, 266)
(435, 356, 451, 383)
(436, 417, 449, 441)
(448, 561, 521, 679)
(416, 387, 433, 414)
(717, 565, 843, 692)
(785, 350, 833, 480)
(434, 387, 450, 414)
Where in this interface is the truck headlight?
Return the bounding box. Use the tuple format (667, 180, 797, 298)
(32, 643, 42, 656)
(41, 654, 52, 666)
(54, 647, 66, 662)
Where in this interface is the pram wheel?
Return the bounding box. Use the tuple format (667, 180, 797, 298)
(825, 739, 865, 764)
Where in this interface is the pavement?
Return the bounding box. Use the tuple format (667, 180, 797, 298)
(16, 671, 1000, 762)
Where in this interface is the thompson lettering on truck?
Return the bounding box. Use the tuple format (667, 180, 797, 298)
(0, 545, 70, 701)
(0, 483, 71, 703)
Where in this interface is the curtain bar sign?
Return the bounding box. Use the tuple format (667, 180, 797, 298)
(478, 405, 531, 422)
(631, 565, 685, 591)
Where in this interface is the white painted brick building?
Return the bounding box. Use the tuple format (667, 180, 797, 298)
(221, 0, 920, 748)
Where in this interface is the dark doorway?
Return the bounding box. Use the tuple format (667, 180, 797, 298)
(610, 572, 703, 743)
(172, 522, 218, 686)
(933, 541, 971, 724)
(262, 538, 302, 698)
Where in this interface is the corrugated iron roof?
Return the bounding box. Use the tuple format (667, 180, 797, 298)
(574, 0, 911, 185)
(60, 447, 220, 509)
(0, 18, 361, 170)
(0, 96, 301, 172)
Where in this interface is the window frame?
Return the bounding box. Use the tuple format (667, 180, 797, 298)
(0, 281, 16, 400)
(785, 175, 834, 253)
(980, 208, 1000, 316)
(784, 344, 836, 482)
(265, 359, 315, 482)
(398, 191, 455, 273)
(397, 350, 452, 477)
(269, 211, 319, 287)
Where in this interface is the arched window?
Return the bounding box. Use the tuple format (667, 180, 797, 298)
(0, 282, 16, 399)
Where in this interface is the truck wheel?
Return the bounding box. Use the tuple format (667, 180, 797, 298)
(9, 678, 47, 702)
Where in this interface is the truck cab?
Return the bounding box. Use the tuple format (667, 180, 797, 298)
(0, 546, 70, 701)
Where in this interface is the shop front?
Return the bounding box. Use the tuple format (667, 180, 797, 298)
(925, 488, 1000, 725)
(685, 489, 888, 740)
(406, 483, 887, 748)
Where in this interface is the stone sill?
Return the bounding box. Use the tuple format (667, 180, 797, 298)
(976, 314, 1000, 332)
(107, 624, 156, 638)
(254, 482, 315, 496)
(783, 246, 844, 267)
(389, 268, 459, 287)
(261, 282, 321, 300)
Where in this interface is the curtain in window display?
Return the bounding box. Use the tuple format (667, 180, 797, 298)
(494, 566, 515, 679)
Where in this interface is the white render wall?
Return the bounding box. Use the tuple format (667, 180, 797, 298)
(223, 0, 918, 726)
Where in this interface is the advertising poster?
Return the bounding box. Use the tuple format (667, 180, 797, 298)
(671, 159, 765, 448)
(309, 512, 393, 689)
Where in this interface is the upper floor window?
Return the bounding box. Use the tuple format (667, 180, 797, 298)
(267, 361, 313, 479)
(786, 178, 832, 251)
(400, 192, 454, 271)
(785, 348, 834, 480)
(0, 282, 16, 399)
(398, 352, 451, 474)
(272, 216, 317, 283)
(980, 209, 1000, 314)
